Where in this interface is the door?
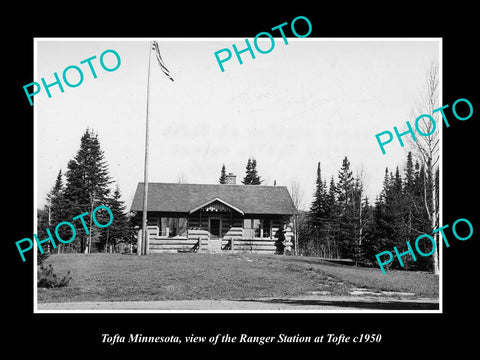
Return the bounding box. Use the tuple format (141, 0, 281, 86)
(209, 218, 221, 239)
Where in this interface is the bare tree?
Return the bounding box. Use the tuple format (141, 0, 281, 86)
(289, 178, 305, 211)
(407, 61, 440, 274)
(289, 178, 305, 256)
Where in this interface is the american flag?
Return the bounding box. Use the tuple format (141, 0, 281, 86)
(152, 41, 174, 82)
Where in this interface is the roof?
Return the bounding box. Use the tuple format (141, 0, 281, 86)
(130, 183, 295, 215)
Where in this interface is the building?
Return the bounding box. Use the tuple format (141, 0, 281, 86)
(130, 180, 296, 254)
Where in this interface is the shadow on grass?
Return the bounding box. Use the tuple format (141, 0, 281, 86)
(240, 298, 439, 310)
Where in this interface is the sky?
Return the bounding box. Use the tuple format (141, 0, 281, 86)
(35, 38, 440, 211)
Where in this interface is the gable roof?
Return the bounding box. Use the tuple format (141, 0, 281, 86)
(130, 183, 295, 215)
(188, 197, 245, 215)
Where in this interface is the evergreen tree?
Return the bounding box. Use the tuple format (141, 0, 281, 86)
(47, 170, 70, 252)
(219, 164, 227, 184)
(336, 157, 354, 210)
(404, 152, 415, 194)
(242, 157, 262, 185)
(37, 170, 70, 253)
(63, 128, 113, 253)
(402, 152, 416, 241)
(310, 162, 328, 221)
(101, 184, 133, 253)
(242, 158, 253, 184)
(362, 195, 390, 266)
(335, 157, 356, 258)
(324, 176, 340, 258)
(305, 163, 329, 256)
(351, 174, 367, 265)
(326, 176, 337, 219)
(250, 158, 262, 185)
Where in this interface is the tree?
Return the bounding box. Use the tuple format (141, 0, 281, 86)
(407, 62, 440, 274)
(242, 157, 262, 185)
(242, 158, 253, 184)
(304, 163, 328, 256)
(63, 128, 113, 253)
(250, 158, 262, 185)
(289, 178, 304, 255)
(335, 156, 356, 258)
(324, 176, 340, 258)
(302, 163, 340, 258)
(350, 171, 372, 265)
(310, 163, 328, 221)
(363, 195, 390, 266)
(219, 164, 227, 184)
(101, 184, 133, 253)
(46, 170, 64, 224)
(46, 170, 70, 253)
(37, 170, 70, 254)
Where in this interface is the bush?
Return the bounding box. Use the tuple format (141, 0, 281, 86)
(38, 253, 49, 266)
(37, 264, 72, 288)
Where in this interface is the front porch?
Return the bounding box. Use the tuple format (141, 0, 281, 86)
(138, 225, 294, 254)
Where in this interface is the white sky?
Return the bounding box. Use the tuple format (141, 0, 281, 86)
(35, 38, 440, 211)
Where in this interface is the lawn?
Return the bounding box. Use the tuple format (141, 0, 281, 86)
(37, 253, 439, 303)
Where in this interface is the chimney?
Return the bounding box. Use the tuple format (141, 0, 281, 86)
(226, 173, 236, 185)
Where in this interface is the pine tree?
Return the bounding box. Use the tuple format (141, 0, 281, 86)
(46, 170, 70, 252)
(310, 162, 328, 221)
(37, 170, 70, 253)
(351, 174, 367, 265)
(336, 157, 354, 211)
(335, 157, 356, 258)
(325, 176, 339, 258)
(242, 158, 253, 184)
(306, 163, 329, 256)
(402, 152, 416, 241)
(219, 164, 227, 184)
(362, 195, 390, 266)
(404, 152, 415, 194)
(101, 184, 132, 253)
(63, 128, 113, 253)
(250, 158, 262, 185)
(242, 157, 262, 185)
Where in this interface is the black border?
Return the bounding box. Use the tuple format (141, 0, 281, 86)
(7, 6, 478, 355)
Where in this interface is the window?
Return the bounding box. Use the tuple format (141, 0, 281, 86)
(263, 219, 271, 238)
(160, 217, 188, 237)
(243, 218, 271, 238)
(253, 219, 261, 237)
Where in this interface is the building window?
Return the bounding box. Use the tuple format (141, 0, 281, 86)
(243, 218, 271, 238)
(263, 219, 271, 238)
(160, 217, 188, 237)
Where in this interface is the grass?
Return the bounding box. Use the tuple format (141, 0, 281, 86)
(37, 253, 439, 303)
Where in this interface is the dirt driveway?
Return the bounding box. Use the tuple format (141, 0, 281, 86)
(37, 294, 439, 311)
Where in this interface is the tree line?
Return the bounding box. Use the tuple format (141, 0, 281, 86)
(37, 128, 134, 254)
(297, 152, 439, 272)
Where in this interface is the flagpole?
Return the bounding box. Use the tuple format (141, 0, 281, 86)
(141, 41, 152, 256)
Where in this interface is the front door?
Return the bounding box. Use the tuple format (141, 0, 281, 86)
(209, 218, 221, 239)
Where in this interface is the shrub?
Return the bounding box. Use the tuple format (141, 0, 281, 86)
(37, 264, 72, 288)
(38, 253, 49, 266)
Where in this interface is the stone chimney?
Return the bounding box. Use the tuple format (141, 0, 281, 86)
(226, 173, 236, 185)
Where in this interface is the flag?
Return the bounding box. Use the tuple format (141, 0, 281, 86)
(152, 41, 174, 82)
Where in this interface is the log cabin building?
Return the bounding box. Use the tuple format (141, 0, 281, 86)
(130, 175, 296, 254)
